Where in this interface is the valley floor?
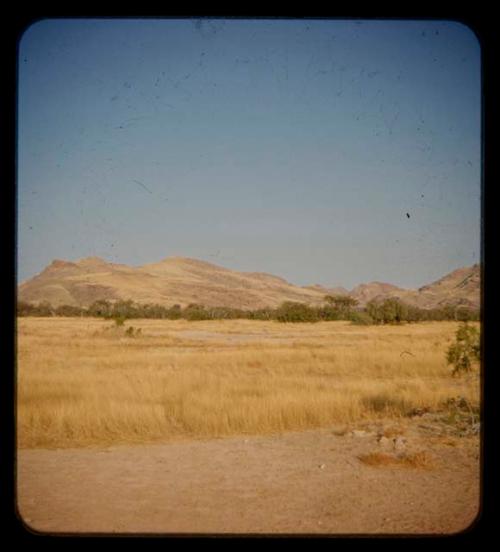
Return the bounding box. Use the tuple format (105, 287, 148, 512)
(16, 318, 481, 535)
(17, 419, 479, 535)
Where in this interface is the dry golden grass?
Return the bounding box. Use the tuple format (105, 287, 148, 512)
(380, 425, 407, 439)
(358, 451, 436, 469)
(16, 318, 480, 449)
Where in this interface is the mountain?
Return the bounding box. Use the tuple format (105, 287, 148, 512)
(350, 265, 481, 310)
(301, 284, 350, 296)
(406, 264, 481, 309)
(18, 256, 326, 310)
(349, 282, 405, 305)
(18, 256, 480, 311)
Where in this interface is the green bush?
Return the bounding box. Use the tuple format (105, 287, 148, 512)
(317, 305, 340, 321)
(324, 295, 358, 316)
(88, 299, 113, 318)
(17, 301, 42, 316)
(17, 298, 480, 324)
(275, 301, 319, 323)
(247, 308, 276, 320)
(125, 326, 142, 337)
(455, 307, 475, 322)
(167, 304, 182, 320)
(348, 311, 374, 325)
(446, 323, 480, 376)
(111, 300, 140, 319)
(113, 315, 126, 327)
(182, 303, 211, 321)
(366, 298, 408, 324)
(55, 304, 85, 317)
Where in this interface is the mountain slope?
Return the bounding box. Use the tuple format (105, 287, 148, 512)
(18, 256, 327, 309)
(353, 265, 481, 310)
(350, 282, 405, 305)
(18, 257, 480, 311)
(410, 264, 481, 309)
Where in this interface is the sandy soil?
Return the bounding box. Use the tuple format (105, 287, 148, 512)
(16, 419, 480, 536)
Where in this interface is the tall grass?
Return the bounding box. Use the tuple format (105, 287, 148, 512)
(17, 318, 480, 448)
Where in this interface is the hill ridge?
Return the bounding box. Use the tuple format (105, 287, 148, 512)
(18, 256, 480, 311)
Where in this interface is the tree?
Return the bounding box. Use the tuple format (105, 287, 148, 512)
(324, 295, 358, 314)
(365, 300, 385, 324)
(111, 300, 139, 319)
(88, 299, 112, 318)
(365, 298, 407, 324)
(381, 298, 408, 324)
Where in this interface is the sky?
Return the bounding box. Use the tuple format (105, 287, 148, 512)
(17, 18, 481, 290)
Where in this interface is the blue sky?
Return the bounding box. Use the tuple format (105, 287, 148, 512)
(17, 18, 481, 290)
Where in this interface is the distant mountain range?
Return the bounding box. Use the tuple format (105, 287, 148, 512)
(18, 256, 480, 311)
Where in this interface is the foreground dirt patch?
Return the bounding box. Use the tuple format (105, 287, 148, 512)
(17, 423, 479, 535)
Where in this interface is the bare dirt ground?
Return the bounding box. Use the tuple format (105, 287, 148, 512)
(17, 417, 480, 536)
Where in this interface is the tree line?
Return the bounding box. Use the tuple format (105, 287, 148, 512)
(17, 295, 479, 324)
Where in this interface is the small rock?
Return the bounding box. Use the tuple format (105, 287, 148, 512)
(318, 463, 326, 470)
(351, 430, 367, 438)
(409, 406, 431, 417)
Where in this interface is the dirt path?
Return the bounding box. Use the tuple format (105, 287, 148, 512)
(17, 423, 480, 535)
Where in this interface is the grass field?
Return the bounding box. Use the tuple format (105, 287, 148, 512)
(16, 318, 480, 449)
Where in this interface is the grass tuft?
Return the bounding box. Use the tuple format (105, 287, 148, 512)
(358, 451, 435, 469)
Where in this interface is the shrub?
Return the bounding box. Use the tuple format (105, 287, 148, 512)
(125, 326, 142, 337)
(16, 298, 480, 323)
(88, 299, 113, 318)
(358, 451, 434, 469)
(317, 305, 341, 321)
(446, 323, 480, 376)
(362, 393, 409, 415)
(167, 304, 182, 320)
(23, 301, 54, 317)
(324, 295, 358, 316)
(455, 307, 475, 322)
(365, 300, 385, 324)
(182, 303, 211, 321)
(275, 301, 320, 323)
(348, 311, 374, 325)
(55, 304, 85, 317)
(111, 300, 140, 319)
(206, 306, 245, 320)
(113, 315, 126, 327)
(17, 301, 39, 316)
(247, 308, 275, 320)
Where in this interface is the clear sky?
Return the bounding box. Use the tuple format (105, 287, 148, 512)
(17, 18, 481, 290)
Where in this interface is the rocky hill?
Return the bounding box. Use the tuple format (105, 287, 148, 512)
(18, 256, 480, 311)
(18, 256, 325, 310)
